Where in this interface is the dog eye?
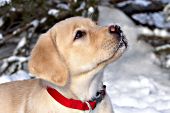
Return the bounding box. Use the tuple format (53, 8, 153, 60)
(74, 30, 86, 40)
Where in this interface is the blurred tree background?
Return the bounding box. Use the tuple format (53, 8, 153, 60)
(0, 0, 170, 76)
(0, 0, 99, 75)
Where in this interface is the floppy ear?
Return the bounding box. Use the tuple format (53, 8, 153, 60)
(28, 31, 68, 86)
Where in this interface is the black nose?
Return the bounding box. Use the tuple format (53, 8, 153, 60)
(109, 25, 121, 34)
(109, 25, 128, 48)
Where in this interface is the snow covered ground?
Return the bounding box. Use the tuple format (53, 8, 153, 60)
(117, 0, 170, 29)
(99, 6, 170, 113)
(0, 0, 11, 7)
(105, 76, 170, 113)
(0, 70, 30, 84)
(0, 70, 170, 113)
(0, 5, 170, 113)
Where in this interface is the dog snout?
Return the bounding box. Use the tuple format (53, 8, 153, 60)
(108, 25, 128, 48)
(108, 25, 122, 41)
(109, 25, 122, 35)
(109, 25, 121, 34)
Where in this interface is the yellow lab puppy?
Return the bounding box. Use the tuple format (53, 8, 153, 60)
(0, 17, 127, 113)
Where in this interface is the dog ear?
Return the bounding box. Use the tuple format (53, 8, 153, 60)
(28, 30, 68, 86)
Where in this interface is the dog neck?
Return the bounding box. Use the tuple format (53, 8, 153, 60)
(69, 69, 104, 101)
(45, 65, 106, 102)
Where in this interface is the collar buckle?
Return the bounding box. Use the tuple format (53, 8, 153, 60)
(92, 85, 106, 104)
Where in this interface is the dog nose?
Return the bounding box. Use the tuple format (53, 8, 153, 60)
(108, 25, 128, 48)
(109, 25, 121, 34)
(109, 25, 122, 41)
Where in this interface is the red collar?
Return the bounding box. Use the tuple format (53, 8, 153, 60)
(46, 85, 106, 111)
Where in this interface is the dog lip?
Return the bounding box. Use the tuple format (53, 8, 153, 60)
(123, 38, 128, 48)
(111, 26, 127, 48)
(118, 39, 128, 49)
(96, 39, 127, 67)
(117, 32, 128, 49)
(118, 42, 124, 48)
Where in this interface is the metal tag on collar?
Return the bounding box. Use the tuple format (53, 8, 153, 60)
(92, 85, 106, 103)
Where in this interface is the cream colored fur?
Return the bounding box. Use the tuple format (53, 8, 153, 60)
(0, 17, 126, 113)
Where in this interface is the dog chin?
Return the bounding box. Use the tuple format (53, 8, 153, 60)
(106, 45, 127, 64)
(96, 46, 126, 69)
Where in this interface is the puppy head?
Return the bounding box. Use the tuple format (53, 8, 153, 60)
(28, 17, 127, 86)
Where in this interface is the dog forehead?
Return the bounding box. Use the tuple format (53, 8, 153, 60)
(65, 17, 93, 24)
(58, 17, 95, 28)
(51, 17, 96, 40)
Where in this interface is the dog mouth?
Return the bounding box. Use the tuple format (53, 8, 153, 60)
(96, 37, 127, 67)
(106, 26, 128, 62)
(109, 25, 128, 49)
(117, 32, 128, 49)
(95, 25, 128, 68)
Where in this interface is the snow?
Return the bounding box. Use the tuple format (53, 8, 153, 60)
(119, 0, 170, 28)
(1, 3, 170, 113)
(104, 75, 170, 113)
(0, 56, 28, 73)
(150, 53, 161, 66)
(165, 55, 170, 68)
(0, 70, 170, 113)
(132, 13, 151, 25)
(163, 4, 170, 22)
(117, 0, 170, 8)
(139, 27, 154, 36)
(6, 56, 28, 62)
(12, 28, 20, 35)
(0, 0, 11, 7)
(132, 12, 170, 29)
(10, 7, 16, 12)
(133, 0, 151, 7)
(139, 27, 170, 38)
(57, 3, 69, 10)
(0, 61, 8, 72)
(152, 13, 165, 28)
(14, 37, 26, 55)
(153, 29, 170, 37)
(10, 70, 30, 81)
(117, 0, 151, 7)
(48, 9, 59, 17)
(0, 33, 3, 39)
(0, 75, 11, 84)
(40, 17, 47, 24)
(30, 20, 39, 28)
(0, 70, 30, 84)
(88, 7, 94, 14)
(155, 44, 170, 51)
(76, 2, 85, 12)
(162, 0, 170, 4)
(0, 17, 3, 27)
(99, 6, 170, 113)
(17, 37, 26, 49)
(74, 0, 77, 3)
